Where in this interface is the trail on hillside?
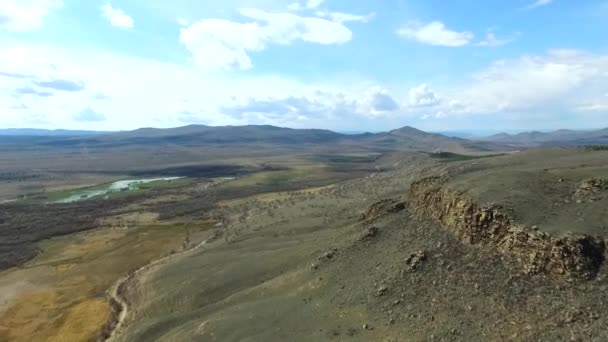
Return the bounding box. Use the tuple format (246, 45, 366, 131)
(101, 234, 214, 342)
(101, 208, 266, 341)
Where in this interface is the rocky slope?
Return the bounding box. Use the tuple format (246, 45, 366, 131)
(409, 176, 605, 281)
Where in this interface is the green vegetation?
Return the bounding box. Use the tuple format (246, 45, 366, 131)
(585, 145, 608, 151)
(428, 151, 506, 162)
(315, 153, 381, 164)
(21, 177, 194, 204)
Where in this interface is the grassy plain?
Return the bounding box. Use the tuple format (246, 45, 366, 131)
(4, 131, 608, 342)
(0, 148, 391, 342)
(0, 220, 214, 342)
(111, 148, 608, 342)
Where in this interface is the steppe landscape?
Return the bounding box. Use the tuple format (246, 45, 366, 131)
(2, 0, 608, 340)
(0, 126, 607, 341)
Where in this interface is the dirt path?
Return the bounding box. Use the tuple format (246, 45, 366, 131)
(102, 235, 214, 342)
(101, 183, 285, 341)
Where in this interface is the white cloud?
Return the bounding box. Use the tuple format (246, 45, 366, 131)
(577, 93, 608, 112)
(286, 0, 323, 11)
(434, 50, 608, 117)
(179, 19, 265, 71)
(0, 42, 393, 130)
(306, 0, 324, 9)
(287, 3, 301, 11)
(316, 11, 375, 24)
(526, 0, 553, 9)
(349, 87, 401, 116)
(397, 21, 474, 47)
(367, 87, 400, 113)
(0, 0, 63, 31)
(180, 8, 355, 71)
(221, 86, 402, 123)
(476, 32, 517, 47)
(101, 3, 134, 29)
(408, 84, 441, 107)
(2, 41, 607, 131)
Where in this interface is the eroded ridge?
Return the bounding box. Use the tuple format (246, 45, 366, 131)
(408, 177, 605, 281)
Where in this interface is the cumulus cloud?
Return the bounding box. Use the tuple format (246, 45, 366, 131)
(408, 84, 440, 107)
(397, 21, 474, 47)
(222, 96, 326, 122)
(366, 87, 400, 113)
(222, 87, 402, 123)
(222, 91, 364, 123)
(0, 0, 62, 31)
(0, 43, 382, 130)
(433, 50, 608, 117)
(306, 0, 324, 9)
(179, 8, 358, 71)
(73, 108, 106, 122)
(101, 3, 134, 29)
(2, 41, 607, 131)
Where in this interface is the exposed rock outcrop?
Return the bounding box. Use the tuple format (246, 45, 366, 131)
(405, 250, 427, 271)
(359, 198, 406, 222)
(575, 178, 608, 199)
(409, 177, 605, 281)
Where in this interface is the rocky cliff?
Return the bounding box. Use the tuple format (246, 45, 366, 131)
(408, 177, 605, 281)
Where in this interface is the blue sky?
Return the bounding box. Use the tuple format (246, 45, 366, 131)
(0, 0, 607, 132)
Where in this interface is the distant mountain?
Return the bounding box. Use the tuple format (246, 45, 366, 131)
(97, 125, 346, 145)
(0, 128, 109, 136)
(481, 128, 608, 147)
(0, 124, 511, 153)
(436, 130, 514, 139)
(362, 126, 508, 153)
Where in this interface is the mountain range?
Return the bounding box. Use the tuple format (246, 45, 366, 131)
(1, 125, 606, 152)
(481, 128, 608, 147)
(0, 125, 506, 153)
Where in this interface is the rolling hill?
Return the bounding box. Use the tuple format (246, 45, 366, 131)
(481, 128, 608, 147)
(0, 124, 509, 153)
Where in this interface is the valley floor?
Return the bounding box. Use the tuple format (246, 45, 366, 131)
(2, 148, 608, 341)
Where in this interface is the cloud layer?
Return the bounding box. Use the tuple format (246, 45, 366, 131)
(398, 21, 474, 47)
(101, 3, 134, 29)
(0, 1, 606, 131)
(0, 0, 62, 31)
(180, 7, 367, 70)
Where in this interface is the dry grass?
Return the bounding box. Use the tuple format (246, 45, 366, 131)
(0, 219, 213, 342)
(218, 184, 335, 207)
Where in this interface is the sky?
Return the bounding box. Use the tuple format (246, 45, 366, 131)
(0, 0, 607, 132)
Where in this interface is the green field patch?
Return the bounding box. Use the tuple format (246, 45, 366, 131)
(24, 177, 192, 204)
(585, 145, 608, 151)
(429, 152, 506, 162)
(315, 153, 382, 164)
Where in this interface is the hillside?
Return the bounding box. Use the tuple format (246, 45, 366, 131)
(0, 124, 507, 154)
(482, 128, 608, 147)
(103, 148, 608, 342)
